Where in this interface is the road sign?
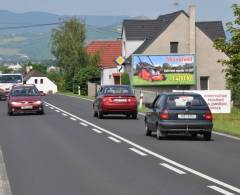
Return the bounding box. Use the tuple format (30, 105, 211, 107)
(117, 65, 123, 72)
(115, 56, 125, 65)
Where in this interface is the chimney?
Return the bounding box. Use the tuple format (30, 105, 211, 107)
(189, 5, 196, 54)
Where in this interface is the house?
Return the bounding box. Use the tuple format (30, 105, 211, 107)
(4, 63, 22, 71)
(122, 5, 227, 92)
(86, 41, 122, 85)
(23, 70, 58, 94)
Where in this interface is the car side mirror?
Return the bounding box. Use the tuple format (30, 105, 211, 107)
(39, 91, 45, 96)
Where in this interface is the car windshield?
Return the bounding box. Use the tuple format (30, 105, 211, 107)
(166, 95, 206, 107)
(0, 75, 22, 83)
(11, 87, 39, 97)
(103, 86, 133, 95)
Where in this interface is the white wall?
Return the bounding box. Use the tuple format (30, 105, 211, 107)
(101, 67, 119, 85)
(26, 77, 58, 94)
(122, 28, 144, 58)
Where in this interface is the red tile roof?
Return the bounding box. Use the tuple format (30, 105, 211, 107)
(86, 41, 122, 68)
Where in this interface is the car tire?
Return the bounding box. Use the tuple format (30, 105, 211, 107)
(93, 110, 98, 117)
(132, 113, 137, 119)
(145, 123, 152, 136)
(191, 133, 197, 139)
(156, 125, 165, 140)
(8, 108, 13, 116)
(98, 110, 104, 119)
(203, 132, 211, 141)
(39, 110, 45, 115)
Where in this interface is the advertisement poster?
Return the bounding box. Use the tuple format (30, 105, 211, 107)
(173, 90, 231, 113)
(132, 54, 195, 86)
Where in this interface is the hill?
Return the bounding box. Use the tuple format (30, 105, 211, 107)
(0, 10, 129, 61)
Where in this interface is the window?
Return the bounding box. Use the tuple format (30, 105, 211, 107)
(34, 79, 38, 84)
(170, 42, 179, 53)
(40, 79, 43, 84)
(200, 76, 209, 90)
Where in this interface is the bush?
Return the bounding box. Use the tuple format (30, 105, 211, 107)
(121, 72, 130, 85)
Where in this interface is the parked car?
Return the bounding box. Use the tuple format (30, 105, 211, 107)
(93, 85, 138, 119)
(145, 92, 213, 140)
(7, 84, 44, 115)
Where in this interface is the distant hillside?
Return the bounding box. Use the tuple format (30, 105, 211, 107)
(0, 10, 130, 61)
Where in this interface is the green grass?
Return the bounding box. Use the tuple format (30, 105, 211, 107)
(132, 73, 195, 86)
(58, 91, 95, 100)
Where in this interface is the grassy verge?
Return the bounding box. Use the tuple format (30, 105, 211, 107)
(58, 91, 95, 100)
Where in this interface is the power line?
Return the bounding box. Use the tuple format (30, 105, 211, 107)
(0, 22, 61, 30)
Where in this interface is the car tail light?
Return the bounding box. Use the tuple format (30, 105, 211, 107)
(103, 97, 112, 103)
(160, 110, 169, 120)
(204, 111, 212, 120)
(127, 97, 137, 103)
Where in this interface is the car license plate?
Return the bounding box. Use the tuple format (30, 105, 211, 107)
(21, 106, 33, 110)
(178, 114, 196, 119)
(114, 98, 127, 102)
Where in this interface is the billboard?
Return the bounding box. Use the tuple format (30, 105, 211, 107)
(173, 90, 231, 113)
(132, 54, 195, 86)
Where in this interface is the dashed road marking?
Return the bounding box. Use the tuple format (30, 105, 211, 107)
(129, 148, 147, 156)
(91, 128, 102, 134)
(208, 186, 235, 195)
(44, 101, 240, 194)
(55, 110, 60, 113)
(160, 163, 186, 175)
(80, 122, 88, 127)
(70, 117, 77, 121)
(62, 113, 68, 117)
(108, 136, 121, 143)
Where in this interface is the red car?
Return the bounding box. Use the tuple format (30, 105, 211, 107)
(7, 85, 44, 115)
(93, 85, 138, 119)
(138, 68, 165, 81)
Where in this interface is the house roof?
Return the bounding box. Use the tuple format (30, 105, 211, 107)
(123, 10, 225, 54)
(196, 21, 226, 41)
(23, 70, 46, 81)
(86, 41, 122, 68)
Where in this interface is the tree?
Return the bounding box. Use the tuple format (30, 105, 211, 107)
(214, 4, 240, 104)
(0, 66, 12, 73)
(51, 18, 89, 90)
(121, 72, 130, 85)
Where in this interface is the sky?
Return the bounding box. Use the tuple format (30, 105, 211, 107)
(0, 0, 239, 24)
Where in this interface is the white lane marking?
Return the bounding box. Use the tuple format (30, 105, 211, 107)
(208, 186, 235, 195)
(58, 93, 94, 102)
(129, 148, 147, 156)
(55, 110, 60, 113)
(160, 163, 186, 175)
(108, 136, 121, 143)
(62, 113, 68, 117)
(50, 107, 54, 109)
(45, 104, 49, 107)
(91, 128, 102, 134)
(44, 101, 240, 194)
(0, 146, 13, 195)
(213, 132, 240, 141)
(80, 122, 88, 127)
(70, 117, 77, 121)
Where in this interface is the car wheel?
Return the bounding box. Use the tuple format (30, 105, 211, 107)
(191, 133, 197, 139)
(93, 110, 98, 117)
(156, 125, 165, 140)
(132, 113, 137, 119)
(126, 114, 130, 119)
(145, 122, 152, 136)
(98, 110, 104, 119)
(8, 107, 13, 116)
(203, 132, 211, 141)
(39, 110, 45, 115)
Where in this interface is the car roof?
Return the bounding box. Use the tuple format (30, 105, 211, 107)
(12, 84, 35, 89)
(101, 85, 131, 88)
(159, 92, 201, 96)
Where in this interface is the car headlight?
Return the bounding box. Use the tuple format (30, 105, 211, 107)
(11, 102, 21, 106)
(34, 100, 43, 105)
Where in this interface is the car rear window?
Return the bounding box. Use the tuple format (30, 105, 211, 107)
(103, 86, 133, 95)
(166, 95, 207, 108)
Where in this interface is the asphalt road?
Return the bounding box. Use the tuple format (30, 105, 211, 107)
(0, 94, 240, 195)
